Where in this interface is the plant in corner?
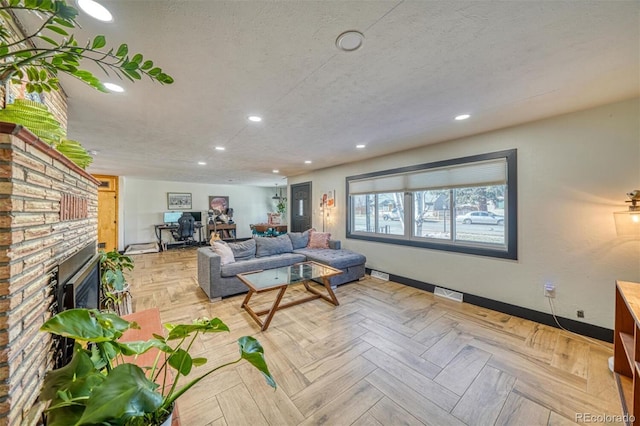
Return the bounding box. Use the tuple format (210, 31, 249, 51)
(100, 249, 134, 316)
(38, 309, 276, 426)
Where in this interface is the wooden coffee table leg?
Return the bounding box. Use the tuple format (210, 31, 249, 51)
(241, 289, 254, 308)
(322, 277, 340, 306)
(304, 278, 340, 306)
(261, 286, 287, 331)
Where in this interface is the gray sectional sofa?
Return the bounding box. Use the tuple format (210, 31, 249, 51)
(197, 231, 366, 301)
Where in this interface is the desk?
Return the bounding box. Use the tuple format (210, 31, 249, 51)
(155, 223, 203, 251)
(207, 223, 236, 241)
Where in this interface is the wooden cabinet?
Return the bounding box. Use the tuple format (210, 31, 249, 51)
(614, 280, 640, 425)
(208, 223, 236, 241)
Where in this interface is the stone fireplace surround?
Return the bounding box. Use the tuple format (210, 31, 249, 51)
(0, 123, 99, 425)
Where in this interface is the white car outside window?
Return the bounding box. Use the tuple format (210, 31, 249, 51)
(456, 211, 504, 225)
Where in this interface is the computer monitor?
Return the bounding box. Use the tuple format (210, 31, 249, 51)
(163, 211, 182, 224)
(186, 211, 202, 222)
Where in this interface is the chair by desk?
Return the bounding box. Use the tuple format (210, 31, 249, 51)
(155, 222, 203, 251)
(171, 213, 195, 244)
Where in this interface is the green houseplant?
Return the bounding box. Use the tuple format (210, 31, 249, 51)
(0, 0, 173, 93)
(38, 309, 276, 426)
(276, 197, 287, 216)
(100, 249, 134, 315)
(0, 0, 173, 168)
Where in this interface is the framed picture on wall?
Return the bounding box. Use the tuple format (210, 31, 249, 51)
(209, 196, 229, 213)
(167, 192, 192, 210)
(326, 190, 335, 208)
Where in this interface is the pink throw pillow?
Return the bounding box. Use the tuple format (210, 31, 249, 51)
(307, 231, 331, 249)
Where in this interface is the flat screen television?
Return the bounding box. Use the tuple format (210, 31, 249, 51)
(186, 211, 202, 222)
(163, 211, 182, 224)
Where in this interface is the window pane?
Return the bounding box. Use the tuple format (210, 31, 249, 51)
(454, 186, 506, 245)
(414, 190, 451, 240)
(352, 194, 374, 233)
(377, 192, 404, 235)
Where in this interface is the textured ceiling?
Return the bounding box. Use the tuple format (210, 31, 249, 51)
(31, 1, 640, 186)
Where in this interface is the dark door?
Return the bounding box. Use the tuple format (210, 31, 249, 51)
(291, 181, 312, 232)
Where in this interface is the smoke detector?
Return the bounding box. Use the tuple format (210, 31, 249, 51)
(336, 31, 364, 52)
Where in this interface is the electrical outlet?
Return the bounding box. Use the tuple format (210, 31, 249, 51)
(577, 310, 584, 318)
(543, 283, 555, 298)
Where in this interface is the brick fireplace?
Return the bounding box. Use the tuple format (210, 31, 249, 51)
(0, 123, 99, 425)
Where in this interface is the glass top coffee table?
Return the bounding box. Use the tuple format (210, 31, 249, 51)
(237, 261, 342, 331)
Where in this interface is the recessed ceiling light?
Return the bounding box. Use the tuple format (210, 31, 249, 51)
(77, 0, 113, 22)
(88, 149, 99, 156)
(356, 144, 366, 149)
(336, 30, 364, 52)
(248, 115, 262, 122)
(197, 161, 206, 166)
(304, 160, 312, 164)
(103, 82, 124, 93)
(272, 169, 279, 173)
(215, 146, 225, 151)
(455, 114, 471, 121)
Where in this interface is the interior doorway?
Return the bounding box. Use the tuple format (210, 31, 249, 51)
(290, 181, 312, 232)
(93, 175, 118, 251)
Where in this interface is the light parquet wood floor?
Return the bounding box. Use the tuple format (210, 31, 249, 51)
(127, 248, 621, 426)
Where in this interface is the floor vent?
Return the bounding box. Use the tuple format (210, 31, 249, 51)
(434, 286, 463, 302)
(370, 270, 390, 281)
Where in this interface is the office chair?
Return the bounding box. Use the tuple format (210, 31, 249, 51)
(171, 213, 195, 245)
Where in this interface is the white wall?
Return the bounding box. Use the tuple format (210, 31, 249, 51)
(290, 98, 640, 329)
(119, 178, 276, 247)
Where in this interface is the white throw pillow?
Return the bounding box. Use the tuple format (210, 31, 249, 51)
(212, 241, 235, 265)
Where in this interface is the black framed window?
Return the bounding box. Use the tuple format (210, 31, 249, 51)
(346, 149, 517, 259)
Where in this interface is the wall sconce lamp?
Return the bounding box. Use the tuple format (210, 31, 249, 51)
(614, 190, 640, 237)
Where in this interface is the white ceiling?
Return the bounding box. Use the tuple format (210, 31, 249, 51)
(39, 1, 640, 186)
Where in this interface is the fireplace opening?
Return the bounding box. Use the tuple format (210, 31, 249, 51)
(50, 243, 101, 367)
(61, 253, 101, 311)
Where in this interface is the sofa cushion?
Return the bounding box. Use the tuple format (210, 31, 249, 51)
(307, 231, 331, 249)
(255, 235, 293, 257)
(293, 248, 366, 270)
(221, 253, 306, 277)
(227, 239, 256, 261)
(211, 242, 235, 265)
(287, 228, 313, 250)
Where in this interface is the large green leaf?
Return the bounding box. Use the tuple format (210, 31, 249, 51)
(238, 336, 277, 389)
(165, 317, 229, 340)
(168, 348, 193, 376)
(91, 35, 106, 49)
(45, 404, 84, 426)
(115, 43, 128, 57)
(40, 343, 101, 401)
(117, 338, 171, 356)
(77, 364, 163, 425)
(40, 309, 136, 342)
(131, 53, 143, 64)
(45, 25, 68, 36)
